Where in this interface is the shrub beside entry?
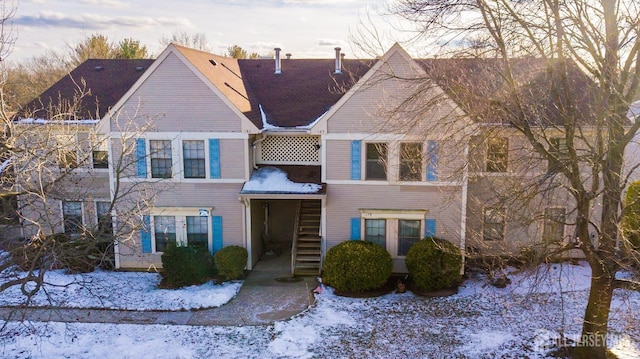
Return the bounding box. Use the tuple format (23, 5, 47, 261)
(323, 240, 392, 292)
(214, 245, 248, 281)
(406, 237, 462, 291)
(160, 243, 213, 288)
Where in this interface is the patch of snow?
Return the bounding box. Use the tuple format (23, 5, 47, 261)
(0, 157, 11, 174)
(242, 166, 321, 193)
(259, 104, 280, 130)
(0, 269, 241, 310)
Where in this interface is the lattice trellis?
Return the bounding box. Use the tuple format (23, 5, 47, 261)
(259, 135, 320, 164)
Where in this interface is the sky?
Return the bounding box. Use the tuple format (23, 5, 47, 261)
(7, 0, 404, 62)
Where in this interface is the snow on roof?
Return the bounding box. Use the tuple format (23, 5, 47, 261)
(242, 166, 322, 193)
(16, 118, 100, 125)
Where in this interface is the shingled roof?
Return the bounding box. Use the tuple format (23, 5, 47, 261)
(417, 57, 597, 126)
(172, 44, 374, 129)
(19, 59, 154, 121)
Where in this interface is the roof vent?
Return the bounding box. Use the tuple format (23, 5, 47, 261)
(135, 66, 144, 72)
(94, 66, 104, 71)
(286, 53, 292, 60)
(334, 47, 342, 74)
(209, 59, 217, 66)
(274, 47, 282, 74)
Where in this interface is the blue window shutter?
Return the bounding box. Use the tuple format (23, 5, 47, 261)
(209, 139, 221, 179)
(427, 140, 438, 181)
(425, 219, 436, 238)
(350, 217, 361, 240)
(350, 140, 361, 180)
(212, 215, 223, 253)
(135, 138, 147, 178)
(141, 215, 152, 253)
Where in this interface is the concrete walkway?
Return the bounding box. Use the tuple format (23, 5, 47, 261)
(0, 251, 319, 326)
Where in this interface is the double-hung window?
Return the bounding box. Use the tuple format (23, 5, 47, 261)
(366, 143, 387, 180)
(186, 216, 208, 250)
(400, 143, 423, 181)
(57, 135, 78, 169)
(183, 140, 206, 179)
(543, 207, 566, 243)
(153, 215, 176, 252)
(150, 140, 172, 178)
(548, 137, 568, 172)
(364, 219, 386, 247)
(96, 201, 113, 235)
(486, 137, 508, 172)
(62, 201, 83, 235)
(398, 220, 421, 256)
(483, 207, 506, 241)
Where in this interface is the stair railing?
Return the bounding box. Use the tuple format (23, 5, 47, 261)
(291, 199, 302, 275)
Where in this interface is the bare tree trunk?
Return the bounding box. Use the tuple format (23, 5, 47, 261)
(576, 269, 614, 359)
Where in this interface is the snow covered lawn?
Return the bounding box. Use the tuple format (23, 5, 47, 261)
(1, 261, 639, 358)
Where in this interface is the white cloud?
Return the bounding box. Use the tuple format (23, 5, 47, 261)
(78, 0, 131, 8)
(14, 11, 192, 30)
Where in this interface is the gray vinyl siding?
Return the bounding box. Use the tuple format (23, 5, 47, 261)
(219, 139, 247, 179)
(117, 183, 245, 270)
(324, 184, 463, 247)
(112, 52, 243, 133)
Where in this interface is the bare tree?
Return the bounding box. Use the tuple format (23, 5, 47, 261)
(159, 30, 211, 52)
(371, 1, 640, 357)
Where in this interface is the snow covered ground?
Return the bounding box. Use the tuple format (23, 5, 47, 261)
(1, 261, 639, 358)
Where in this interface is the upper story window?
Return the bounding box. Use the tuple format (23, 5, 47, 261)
(56, 134, 78, 169)
(548, 137, 568, 172)
(92, 149, 109, 169)
(150, 140, 172, 179)
(483, 207, 506, 241)
(400, 142, 423, 181)
(183, 140, 206, 179)
(486, 137, 508, 173)
(366, 143, 387, 180)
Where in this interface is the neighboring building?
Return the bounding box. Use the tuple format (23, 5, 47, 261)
(17, 44, 601, 274)
(14, 59, 153, 242)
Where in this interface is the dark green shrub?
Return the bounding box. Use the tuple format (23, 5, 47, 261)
(213, 245, 247, 281)
(161, 243, 213, 288)
(406, 237, 462, 291)
(323, 240, 393, 292)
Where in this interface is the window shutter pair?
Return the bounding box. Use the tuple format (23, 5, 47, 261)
(135, 138, 221, 179)
(141, 215, 224, 254)
(349, 140, 438, 181)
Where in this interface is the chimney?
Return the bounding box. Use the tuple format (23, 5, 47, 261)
(286, 53, 292, 60)
(334, 47, 342, 74)
(274, 47, 282, 74)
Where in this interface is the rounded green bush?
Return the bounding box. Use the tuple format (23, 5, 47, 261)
(161, 243, 213, 288)
(323, 240, 393, 292)
(214, 245, 248, 281)
(406, 237, 462, 291)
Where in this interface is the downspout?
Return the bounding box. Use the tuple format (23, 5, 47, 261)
(460, 144, 469, 275)
(252, 133, 267, 169)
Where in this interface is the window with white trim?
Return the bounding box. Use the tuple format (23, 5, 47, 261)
(399, 142, 423, 181)
(57, 134, 78, 169)
(364, 219, 386, 247)
(150, 140, 172, 178)
(183, 140, 206, 179)
(483, 207, 505, 241)
(359, 209, 426, 258)
(486, 137, 508, 172)
(366, 143, 387, 180)
(95, 201, 113, 235)
(186, 216, 208, 250)
(398, 220, 421, 256)
(62, 201, 83, 235)
(543, 207, 565, 243)
(154, 215, 176, 252)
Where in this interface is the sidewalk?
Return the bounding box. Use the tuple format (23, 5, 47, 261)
(0, 251, 319, 326)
